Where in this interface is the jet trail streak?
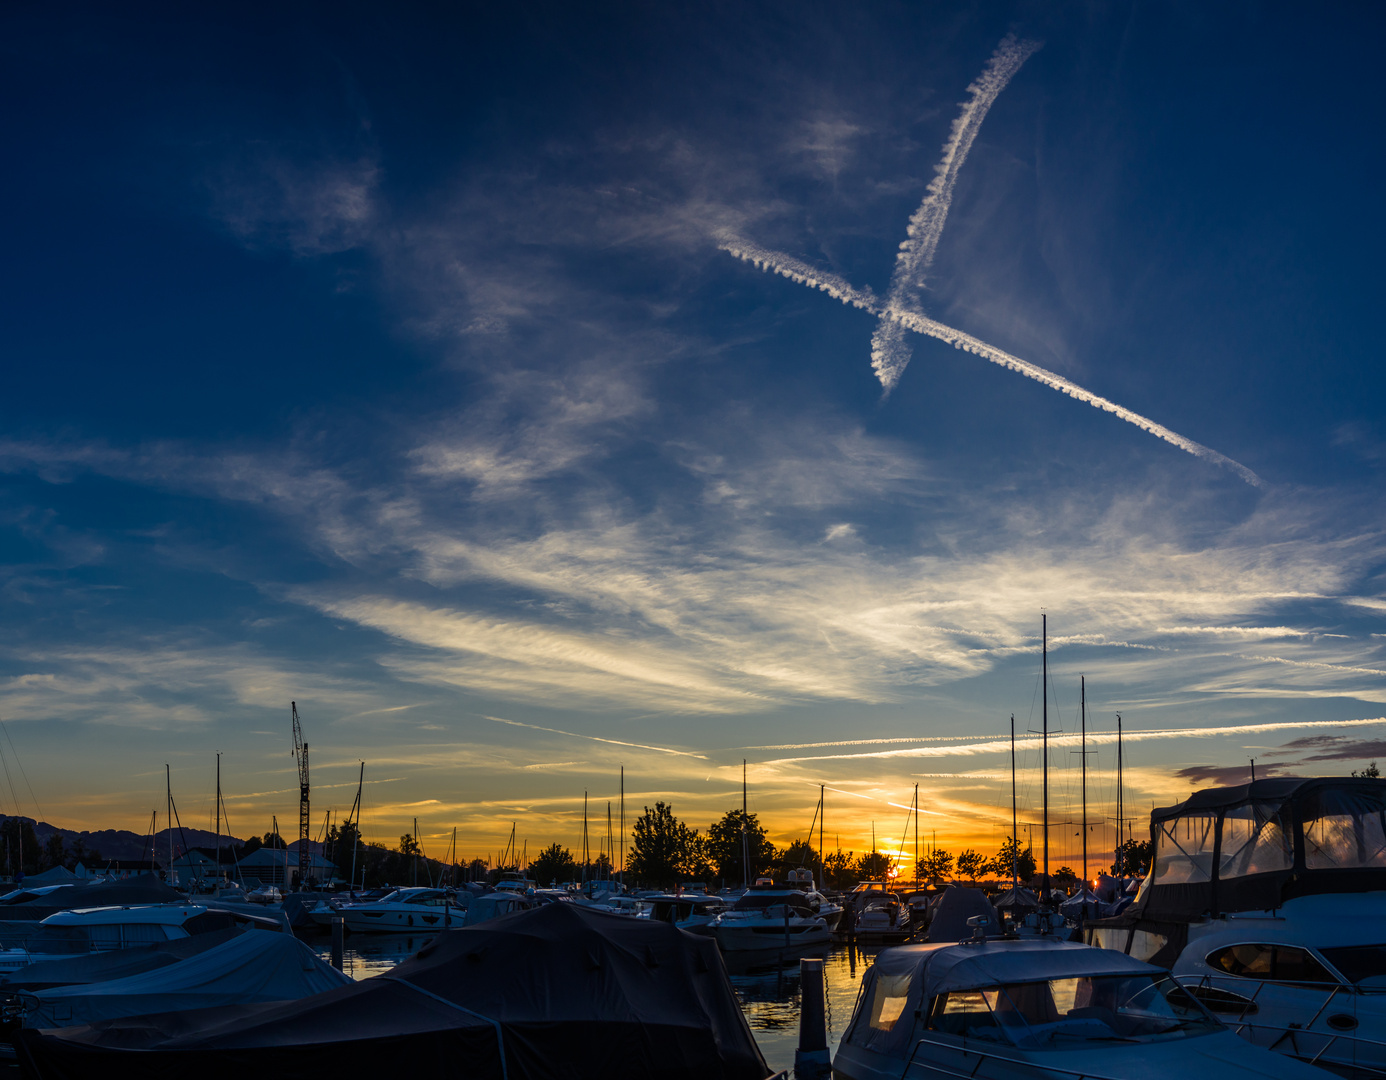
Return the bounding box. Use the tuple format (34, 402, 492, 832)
(873, 35, 1042, 392)
(721, 240, 1264, 487)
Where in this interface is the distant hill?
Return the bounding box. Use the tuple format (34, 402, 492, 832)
(3, 816, 247, 863)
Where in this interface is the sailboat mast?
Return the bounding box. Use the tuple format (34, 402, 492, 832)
(1116, 713, 1124, 876)
(215, 753, 221, 887)
(913, 783, 919, 887)
(741, 759, 750, 886)
(1081, 677, 1088, 890)
(619, 766, 625, 884)
(1010, 713, 1018, 888)
(349, 762, 363, 893)
(582, 791, 589, 883)
(809, 781, 820, 892)
(1042, 613, 1049, 897)
(166, 764, 172, 886)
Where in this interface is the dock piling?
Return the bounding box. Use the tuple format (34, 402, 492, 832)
(794, 956, 830, 1080)
(331, 916, 345, 971)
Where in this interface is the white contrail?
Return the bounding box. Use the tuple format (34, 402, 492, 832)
(717, 235, 879, 312)
(721, 239, 1264, 486)
(760, 717, 1385, 765)
(873, 34, 1042, 393)
(485, 715, 707, 759)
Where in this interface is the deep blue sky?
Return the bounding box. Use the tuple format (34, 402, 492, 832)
(2, 2, 1384, 863)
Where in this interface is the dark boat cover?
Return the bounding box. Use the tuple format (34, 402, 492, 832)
(17, 902, 771, 1080)
(0, 927, 247, 992)
(924, 887, 999, 942)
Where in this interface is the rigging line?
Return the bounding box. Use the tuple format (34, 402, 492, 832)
(0, 719, 43, 824)
(0, 735, 22, 821)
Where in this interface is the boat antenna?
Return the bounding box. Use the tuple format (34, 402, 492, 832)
(1010, 713, 1018, 889)
(1042, 612, 1049, 900)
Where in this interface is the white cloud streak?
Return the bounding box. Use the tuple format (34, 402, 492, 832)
(872, 35, 1042, 392)
(720, 239, 1264, 487)
(761, 717, 1386, 766)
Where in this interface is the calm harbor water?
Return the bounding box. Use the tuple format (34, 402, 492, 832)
(300, 931, 879, 1074)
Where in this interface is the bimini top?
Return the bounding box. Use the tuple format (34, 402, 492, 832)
(1138, 775, 1386, 920)
(876, 938, 1160, 1002)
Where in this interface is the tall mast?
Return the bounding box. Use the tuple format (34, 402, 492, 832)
(348, 762, 364, 893)
(741, 759, 750, 886)
(1081, 677, 1088, 891)
(166, 764, 172, 886)
(913, 783, 919, 887)
(215, 753, 221, 887)
(1116, 713, 1124, 876)
(1042, 613, 1049, 898)
(1010, 714, 1018, 888)
(606, 800, 612, 878)
(582, 791, 589, 883)
(619, 766, 625, 884)
(819, 784, 826, 890)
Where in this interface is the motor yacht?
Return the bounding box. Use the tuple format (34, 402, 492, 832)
(708, 885, 830, 952)
(339, 887, 460, 933)
(645, 894, 725, 934)
(785, 867, 845, 930)
(853, 897, 913, 944)
(834, 933, 1325, 1080)
(0, 904, 246, 974)
(1085, 776, 1386, 1076)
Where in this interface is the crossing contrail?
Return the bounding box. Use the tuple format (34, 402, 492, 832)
(721, 239, 1264, 486)
(873, 34, 1041, 393)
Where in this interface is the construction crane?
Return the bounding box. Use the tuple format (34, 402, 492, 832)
(291, 702, 310, 889)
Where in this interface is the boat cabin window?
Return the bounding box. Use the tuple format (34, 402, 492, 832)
(1207, 944, 1339, 985)
(1151, 812, 1217, 885)
(1303, 788, 1386, 870)
(1218, 802, 1293, 879)
(929, 975, 1219, 1047)
(1319, 945, 1386, 988)
(927, 990, 1003, 1041)
(866, 971, 914, 1031)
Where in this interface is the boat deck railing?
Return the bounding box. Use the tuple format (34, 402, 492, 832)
(898, 1034, 1171, 1080)
(1175, 974, 1386, 1076)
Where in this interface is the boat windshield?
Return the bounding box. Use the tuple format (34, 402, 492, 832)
(732, 893, 813, 913)
(1320, 945, 1386, 989)
(928, 974, 1220, 1047)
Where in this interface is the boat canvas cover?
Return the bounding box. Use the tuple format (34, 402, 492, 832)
(919, 938, 1161, 999)
(924, 887, 1000, 943)
(1140, 776, 1386, 918)
(23, 928, 348, 1028)
(18, 902, 771, 1080)
(1, 927, 248, 991)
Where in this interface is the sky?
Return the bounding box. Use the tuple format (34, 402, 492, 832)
(1, 2, 1384, 874)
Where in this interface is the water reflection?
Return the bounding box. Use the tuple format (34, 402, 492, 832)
(299, 930, 879, 1074)
(726, 942, 881, 1074)
(300, 930, 435, 981)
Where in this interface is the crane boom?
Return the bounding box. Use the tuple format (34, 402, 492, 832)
(291, 702, 310, 889)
